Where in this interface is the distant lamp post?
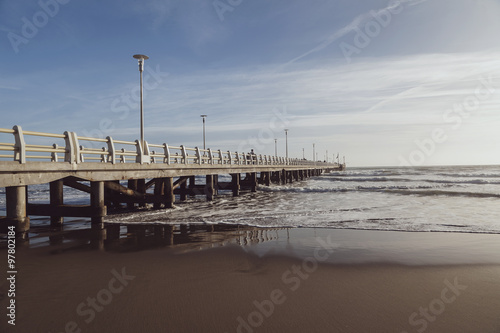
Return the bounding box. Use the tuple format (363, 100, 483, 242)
(284, 129, 289, 159)
(200, 115, 207, 150)
(313, 143, 315, 162)
(274, 139, 278, 157)
(302, 148, 305, 160)
(133, 54, 149, 150)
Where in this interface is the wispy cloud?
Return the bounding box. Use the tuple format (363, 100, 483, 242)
(283, 0, 430, 67)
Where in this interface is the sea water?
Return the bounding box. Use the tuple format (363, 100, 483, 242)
(1, 165, 500, 234)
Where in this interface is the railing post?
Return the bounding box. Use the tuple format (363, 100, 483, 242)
(235, 152, 240, 165)
(163, 144, 171, 165)
(208, 148, 214, 165)
(100, 147, 106, 162)
(120, 148, 126, 163)
(195, 147, 202, 165)
(64, 131, 80, 164)
(51, 144, 59, 162)
(135, 140, 144, 164)
(180, 145, 188, 164)
(218, 149, 223, 164)
(144, 141, 151, 164)
(13, 125, 26, 164)
(227, 151, 232, 165)
(79, 146, 85, 162)
(106, 136, 116, 164)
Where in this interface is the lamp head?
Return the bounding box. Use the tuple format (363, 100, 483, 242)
(133, 54, 149, 71)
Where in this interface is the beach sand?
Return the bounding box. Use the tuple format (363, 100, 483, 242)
(1, 228, 500, 333)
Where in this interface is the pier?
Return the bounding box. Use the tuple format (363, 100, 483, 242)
(0, 126, 344, 237)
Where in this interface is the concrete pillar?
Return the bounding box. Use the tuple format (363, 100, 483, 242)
(127, 179, 137, 209)
(189, 176, 196, 198)
(180, 177, 187, 202)
(231, 173, 240, 197)
(6, 186, 30, 236)
(205, 175, 214, 201)
(154, 178, 164, 209)
(264, 172, 271, 186)
(164, 177, 175, 208)
(281, 170, 286, 184)
(49, 179, 64, 226)
(250, 172, 257, 192)
(91, 181, 106, 227)
(137, 179, 146, 208)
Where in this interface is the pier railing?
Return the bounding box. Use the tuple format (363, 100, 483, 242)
(0, 126, 336, 167)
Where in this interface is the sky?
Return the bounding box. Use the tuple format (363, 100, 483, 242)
(1, 0, 500, 167)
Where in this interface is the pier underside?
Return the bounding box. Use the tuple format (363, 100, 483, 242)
(1, 166, 335, 237)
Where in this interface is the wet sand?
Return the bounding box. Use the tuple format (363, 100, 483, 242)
(1, 227, 500, 333)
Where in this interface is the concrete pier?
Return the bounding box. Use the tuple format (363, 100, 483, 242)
(6, 186, 30, 236)
(50, 180, 64, 226)
(0, 125, 345, 236)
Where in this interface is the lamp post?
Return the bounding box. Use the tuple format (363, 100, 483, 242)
(133, 54, 149, 150)
(200, 115, 207, 150)
(302, 148, 305, 160)
(313, 143, 315, 162)
(284, 129, 289, 159)
(274, 139, 277, 157)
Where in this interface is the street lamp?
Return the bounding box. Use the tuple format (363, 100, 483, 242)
(284, 129, 289, 159)
(133, 54, 149, 150)
(313, 143, 315, 162)
(200, 115, 207, 150)
(274, 139, 277, 157)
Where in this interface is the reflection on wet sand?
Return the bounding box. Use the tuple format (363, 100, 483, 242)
(22, 222, 288, 253)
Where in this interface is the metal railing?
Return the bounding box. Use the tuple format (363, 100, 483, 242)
(0, 126, 338, 167)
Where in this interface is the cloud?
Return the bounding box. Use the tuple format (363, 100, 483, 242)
(282, 0, 430, 67)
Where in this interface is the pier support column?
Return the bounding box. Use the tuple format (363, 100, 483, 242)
(154, 178, 164, 209)
(281, 170, 286, 184)
(264, 172, 271, 186)
(49, 179, 64, 227)
(6, 186, 30, 237)
(231, 173, 240, 197)
(180, 177, 187, 202)
(250, 173, 257, 192)
(205, 175, 215, 201)
(189, 176, 196, 198)
(137, 179, 146, 208)
(163, 177, 175, 208)
(91, 181, 106, 228)
(214, 175, 219, 196)
(127, 179, 137, 209)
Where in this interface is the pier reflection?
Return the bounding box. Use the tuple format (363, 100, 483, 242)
(23, 222, 287, 254)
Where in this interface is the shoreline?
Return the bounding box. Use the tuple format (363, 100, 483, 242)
(1, 227, 500, 332)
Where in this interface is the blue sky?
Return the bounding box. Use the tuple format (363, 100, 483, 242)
(1, 0, 500, 166)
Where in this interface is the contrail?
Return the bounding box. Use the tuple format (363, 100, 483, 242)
(282, 0, 429, 67)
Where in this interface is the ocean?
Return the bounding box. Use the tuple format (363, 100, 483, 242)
(3, 165, 499, 234)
